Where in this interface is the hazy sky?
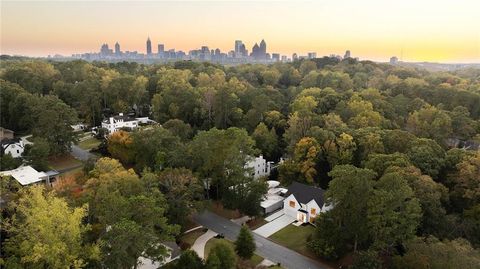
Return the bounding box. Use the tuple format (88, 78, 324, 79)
(1, 0, 479, 63)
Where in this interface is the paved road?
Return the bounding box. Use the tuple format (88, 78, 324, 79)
(70, 145, 96, 161)
(194, 211, 330, 269)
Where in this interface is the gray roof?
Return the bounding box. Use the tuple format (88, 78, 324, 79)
(286, 182, 326, 206)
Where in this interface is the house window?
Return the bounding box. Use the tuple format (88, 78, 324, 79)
(289, 200, 295, 208)
(311, 208, 316, 215)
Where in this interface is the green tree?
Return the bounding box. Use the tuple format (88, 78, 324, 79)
(107, 130, 135, 165)
(207, 241, 236, 269)
(406, 138, 445, 179)
(3, 186, 99, 268)
(350, 251, 382, 269)
(175, 250, 204, 269)
(0, 153, 21, 170)
(146, 168, 204, 230)
(293, 137, 320, 183)
(30, 95, 78, 155)
(367, 173, 421, 251)
(83, 158, 179, 269)
(392, 237, 480, 269)
(235, 225, 256, 259)
(326, 165, 377, 252)
(24, 137, 50, 171)
(407, 105, 452, 145)
(252, 122, 278, 160)
(189, 127, 256, 199)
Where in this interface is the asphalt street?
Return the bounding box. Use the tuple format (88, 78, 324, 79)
(194, 211, 330, 269)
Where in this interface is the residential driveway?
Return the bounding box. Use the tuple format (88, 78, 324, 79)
(254, 214, 295, 237)
(194, 211, 329, 269)
(191, 229, 217, 259)
(70, 145, 95, 161)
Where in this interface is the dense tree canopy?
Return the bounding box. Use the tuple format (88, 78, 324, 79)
(1, 57, 479, 268)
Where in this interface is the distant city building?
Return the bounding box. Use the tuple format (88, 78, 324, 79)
(272, 53, 280, 62)
(158, 44, 164, 54)
(390, 56, 399, 64)
(281, 55, 287, 62)
(114, 42, 121, 55)
(234, 40, 247, 57)
(251, 39, 267, 60)
(146, 37, 152, 55)
(100, 43, 113, 56)
(344, 50, 351, 59)
(308, 52, 317, 59)
(292, 53, 298, 61)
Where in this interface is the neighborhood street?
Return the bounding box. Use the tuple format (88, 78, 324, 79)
(71, 144, 95, 161)
(194, 211, 330, 269)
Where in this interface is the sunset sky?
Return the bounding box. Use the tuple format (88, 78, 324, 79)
(1, 0, 479, 63)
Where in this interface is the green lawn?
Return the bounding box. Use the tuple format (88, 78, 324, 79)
(77, 137, 101, 150)
(269, 224, 316, 257)
(205, 238, 264, 266)
(48, 154, 82, 171)
(59, 166, 84, 179)
(179, 229, 206, 249)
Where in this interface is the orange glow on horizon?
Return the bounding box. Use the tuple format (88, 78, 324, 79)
(1, 0, 479, 63)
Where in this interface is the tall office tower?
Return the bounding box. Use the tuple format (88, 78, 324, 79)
(235, 40, 243, 55)
(114, 42, 121, 55)
(344, 50, 351, 59)
(158, 44, 165, 54)
(146, 37, 152, 55)
(259, 39, 267, 56)
(292, 53, 298, 61)
(100, 43, 112, 56)
(251, 43, 260, 58)
(239, 44, 247, 56)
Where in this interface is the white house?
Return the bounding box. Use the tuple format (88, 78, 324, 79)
(1, 138, 24, 158)
(0, 166, 59, 186)
(101, 113, 156, 135)
(245, 155, 273, 179)
(261, 180, 288, 214)
(283, 182, 331, 224)
(101, 113, 139, 134)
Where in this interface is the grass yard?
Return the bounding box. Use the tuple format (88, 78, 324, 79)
(48, 154, 83, 171)
(59, 166, 84, 179)
(205, 238, 264, 266)
(77, 137, 101, 150)
(179, 228, 207, 250)
(269, 224, 316, 258)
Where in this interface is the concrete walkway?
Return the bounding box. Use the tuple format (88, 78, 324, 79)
(253, 214, 295, 237)
(191, 229, 217, 259)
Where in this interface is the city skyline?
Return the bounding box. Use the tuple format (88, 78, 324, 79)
(1, 1, 479, 63)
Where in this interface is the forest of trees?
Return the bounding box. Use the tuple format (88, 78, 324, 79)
(1, 56, 479, 268)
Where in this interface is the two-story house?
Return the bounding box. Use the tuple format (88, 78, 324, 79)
(283, 182, 331, 224)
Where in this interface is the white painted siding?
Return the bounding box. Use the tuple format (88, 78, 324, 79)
(283, 194, 300, 219)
